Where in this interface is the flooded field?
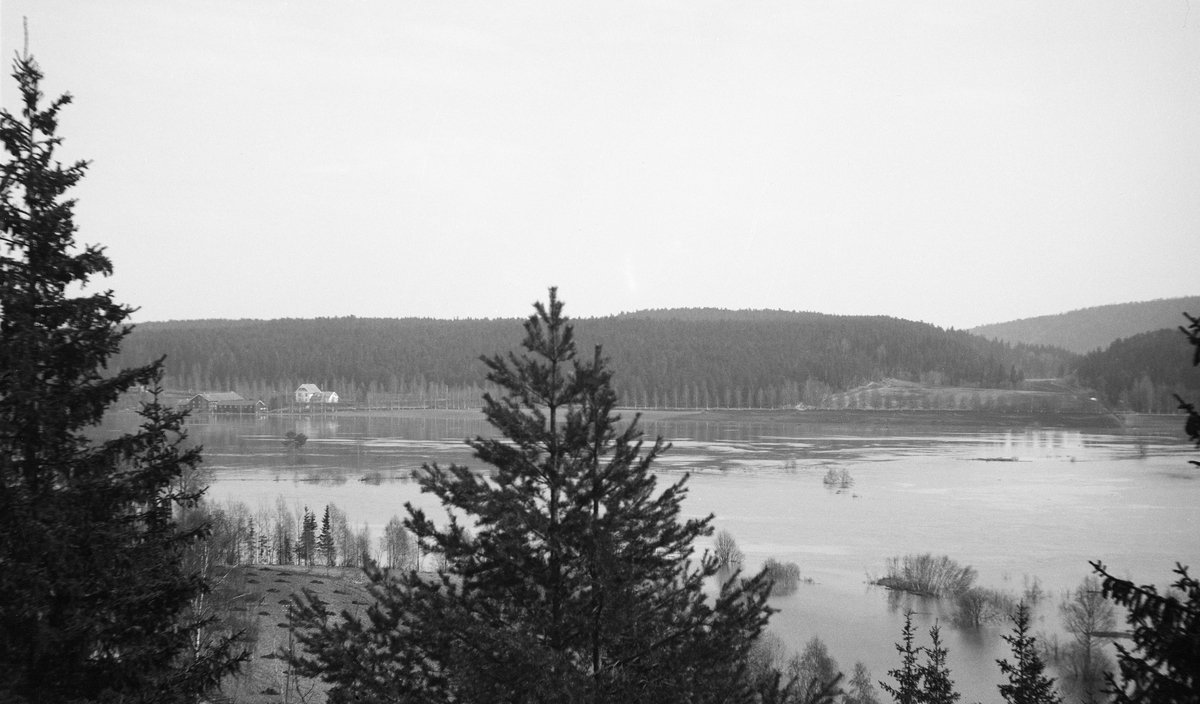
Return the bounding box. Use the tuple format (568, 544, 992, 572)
(103, 408, 1199, 701)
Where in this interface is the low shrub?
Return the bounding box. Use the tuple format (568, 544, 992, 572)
(873, 553, 976, 597)
(821, 468, 853, 488)
(764, 558, 804, 595)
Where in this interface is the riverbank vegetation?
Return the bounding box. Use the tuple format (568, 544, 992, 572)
(186, 497, 417, 570)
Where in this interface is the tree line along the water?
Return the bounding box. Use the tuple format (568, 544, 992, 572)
(113, 313, 1074, 408)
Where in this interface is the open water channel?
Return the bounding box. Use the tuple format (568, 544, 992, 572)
(103, 409, 1200, 701)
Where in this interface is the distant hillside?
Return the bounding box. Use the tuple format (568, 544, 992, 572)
(1075, 328, 1200, 412)
(970, 296, 1200, 354)
(114, 313, 1075, 409)
(614, 308, 830, 322)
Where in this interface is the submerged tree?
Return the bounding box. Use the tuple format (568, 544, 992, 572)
(0, 54, 245, 702)
(1057, 576, 1115, 699)
(288, 289, 775, 702)
(714, 528, 745, 568)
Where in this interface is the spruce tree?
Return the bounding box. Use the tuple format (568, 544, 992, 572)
(318, 504, 337, 566)
(997, 603, 1062, 704)
(299, 506, 317, 566)
(288, 289, 775, 703)
(0, 54, 245, 702)
(881, 612, 923, 704)
(918, 624, 959, 704)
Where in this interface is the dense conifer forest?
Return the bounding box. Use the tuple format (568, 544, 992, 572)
(114, 312, 1074, 408)
(1075, 327, 1200, 412)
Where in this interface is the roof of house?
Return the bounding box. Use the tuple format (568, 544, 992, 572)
(218, 398, 259, 406)
(297, 384, 321, 393)
(196, 392, 245, 402)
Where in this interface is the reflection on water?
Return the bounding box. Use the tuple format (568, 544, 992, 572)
(99, 410, 1199, 701)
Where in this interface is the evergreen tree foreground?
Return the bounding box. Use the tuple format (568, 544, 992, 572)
(879, 613, 959, 704)
(288, 289, 777, 703)
(997, 603, 1062, 704)
(0, 54, 245, 702)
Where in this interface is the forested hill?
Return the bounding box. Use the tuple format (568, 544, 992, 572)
(613, 308, 831, 322)
(969, 296, 1200, 354)
(114, 314, 1075, 408)
(1075, 327, 1200, 412)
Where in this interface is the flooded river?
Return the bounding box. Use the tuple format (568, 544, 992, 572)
(103, 409, 1199, 701)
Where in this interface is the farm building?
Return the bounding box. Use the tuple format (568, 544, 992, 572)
(182, 392, 266, 414)
(311, 390, 339, 404)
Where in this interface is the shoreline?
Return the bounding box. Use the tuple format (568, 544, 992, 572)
(205, 406, 1188, 433)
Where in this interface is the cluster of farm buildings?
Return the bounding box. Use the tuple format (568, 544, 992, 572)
(180, 384, 339, 414)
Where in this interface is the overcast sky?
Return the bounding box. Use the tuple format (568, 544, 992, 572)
(2, 1, 1197, 328)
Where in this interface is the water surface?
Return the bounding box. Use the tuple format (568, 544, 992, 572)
(102, 409, 1199, 701)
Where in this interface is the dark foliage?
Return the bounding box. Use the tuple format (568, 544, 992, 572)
(1075, 326, 1200, 411)
(282, 430, 307, 450)
(1090, 562, 1199, 701)
(1179, 311, 1200, 469)
(881, 612, 923, 704)
(286, 290, 776, 703)
(298, 506, 317, 566)
(917, 625, 959, 704)
(0, 54, 244, 702)
(318, 504, 336, 567)
(997, 603, 1062, 704)
(880, 613, 961, 704)
(112, 310, 1074, 406)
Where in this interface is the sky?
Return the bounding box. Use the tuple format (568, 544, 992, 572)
(1, 1, 1198, 329)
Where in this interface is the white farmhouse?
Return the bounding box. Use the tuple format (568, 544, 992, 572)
(295, 384, 339, 404)
(295, 383, 322, 403)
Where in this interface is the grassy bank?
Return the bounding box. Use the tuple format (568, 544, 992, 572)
(216, 564, 372, 703)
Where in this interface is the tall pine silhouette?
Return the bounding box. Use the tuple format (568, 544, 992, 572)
(0, 53, 245, 702)
(288, 289, 775, 703)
